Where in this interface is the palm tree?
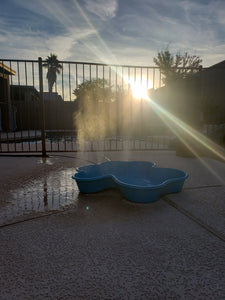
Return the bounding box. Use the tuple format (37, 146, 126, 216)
(43, 53, 62, 92)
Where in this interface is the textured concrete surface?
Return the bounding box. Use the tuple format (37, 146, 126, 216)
(0, 151, 225, 299)
(167, 186, 225, 240)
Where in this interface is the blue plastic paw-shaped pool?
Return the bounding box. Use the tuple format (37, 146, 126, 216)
(72, 161, 188, 203)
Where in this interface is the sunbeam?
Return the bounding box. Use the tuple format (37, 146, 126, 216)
(124, 77, 152, 100)
(145, 96, 225, 184)
(73, 0, 118, 65)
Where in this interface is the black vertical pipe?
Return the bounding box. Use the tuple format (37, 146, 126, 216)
(38, 57, 47, 156)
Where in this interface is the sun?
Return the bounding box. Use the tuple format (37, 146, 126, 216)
(128, 78, 152, 100)
(131, 82, 148, 99)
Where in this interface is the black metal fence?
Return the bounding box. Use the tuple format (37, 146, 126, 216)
(0, 58, 224, 155)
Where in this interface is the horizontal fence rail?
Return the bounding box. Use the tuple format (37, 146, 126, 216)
(0, 58, 224, 154)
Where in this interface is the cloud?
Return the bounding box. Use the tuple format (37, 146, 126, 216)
(84, 0, 118, 21)
(9, 0, 118, 63)
(1, 0, 225, 67)
(0, 0, 98, 60)
(111, 0, 225, 65)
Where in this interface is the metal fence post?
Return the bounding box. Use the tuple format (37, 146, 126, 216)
(38, 57, 47, 156)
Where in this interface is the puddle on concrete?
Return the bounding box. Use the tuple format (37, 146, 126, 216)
(0, 168, 79, 226)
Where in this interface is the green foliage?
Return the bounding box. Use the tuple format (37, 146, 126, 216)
(73, 79, 115, 103)
(153, 50, 202, 85)
(43, 53, 62, 92)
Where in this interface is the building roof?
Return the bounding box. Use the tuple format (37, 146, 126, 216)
(206, 60, 225, 69)
(0, 62, 16, 76)
(43, 92, 63, 101)
(11, 85, 39, 95)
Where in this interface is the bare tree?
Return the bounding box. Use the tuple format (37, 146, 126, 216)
(153, 49, 202, 85)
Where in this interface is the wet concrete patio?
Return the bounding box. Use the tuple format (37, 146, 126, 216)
(0, 151, 225, 299)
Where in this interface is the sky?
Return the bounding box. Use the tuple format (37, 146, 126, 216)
(1, 0, 225, 67)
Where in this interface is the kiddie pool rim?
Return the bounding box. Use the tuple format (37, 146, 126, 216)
(72, 161, 188, 192)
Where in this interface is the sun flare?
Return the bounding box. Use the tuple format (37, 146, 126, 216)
(131, 83, 147, 99)
(128, 78, 152, 100)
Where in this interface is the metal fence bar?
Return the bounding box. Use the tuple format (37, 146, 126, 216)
(38, 57, 46, 156)
(61, 62, 64, 100)
(69, 64, 71, 102)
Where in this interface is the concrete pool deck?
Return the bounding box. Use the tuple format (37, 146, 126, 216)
(0, 151, 225, 299)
